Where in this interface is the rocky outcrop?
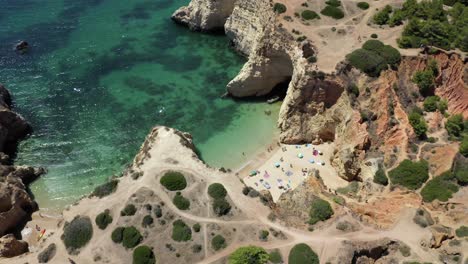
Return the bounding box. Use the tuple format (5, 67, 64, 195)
(0, 234, 28, 258)
(429, 225, 454, 248)
(171, 0, 236, 32)
(332, 238, 401, 264)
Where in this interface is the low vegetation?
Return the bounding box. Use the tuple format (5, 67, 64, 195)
(212, 198, 232, 216)
(373, 5, 393, 25)
(455, 226, 468, 237)
(193, 223, 201, 233)
(142, 215, 154, 228)
(421, 171, 459, 202)
(173, 193, 190, 210)
(388, 159, 429, 190)
(445, 114, 465, 140)
(121, 204, 137, 216)
(172, 219, 192, 242)
(122, 226, 143, 249)
(373, 167, 388, 186)
(37, 243, 56, 263)
(423, 96, 447, 113)
(259, 230, 270, 241)
(61, 216, 93, 254)
(208, 183, 227, 199)
(357, 2, 370, 10)
(269, 250, 283, 263)
(320, 5, 345, 19)
(309, 198, 334, 225)
(346, 40, 401, 76)
(288, 243, 319, 264)
(273, 3, 287, 14)
(160, 171, 187, 191)
(336, 181, 359, 195)
(91, 179, 118, 198)
(133, 245, 156, 264)
(111, 227, 125, 243)
(408, 109, 428, 138)
(229, 246, 269, 264)
(453, 157, 468, 185)
(211, 235, 227, 251)
(301, 10, 320, 20)
(95, 209, 113, 230)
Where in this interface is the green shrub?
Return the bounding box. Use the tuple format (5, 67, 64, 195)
(269, 250, 283, 263)
(346, 40, 400, 77)
(413, 70, 435, 95)
(325, 0, 341, 7)
(211, 235, 227, 251)
(273, 3, 287, 14)
(213, 198, 232, 216)
(122, 226, 143, 249)
(399, 245, 411, 257)
(455, 226, 468, 237)
(111, 227, 125, 243)
(208, 183, 227, 199)
(373, 167, 388, 186)
(357, 2, 370, 10)
(388, 9, 405, 27)
(95, 210, 113, 230)
(423, 96, 440, 112)
(154, 206, 162, 218)
(142, 215, 154, 228)
(388, 159, 429, 190)
(453, 157, 468, 185)
(121, 204, 137, 216)
(438, 99, 448, 114)
(61, 216, 93, 253)
(192, 244, 203, 253)
(446, 114, 465, 139)
(373, 5, 392, 25)
(160, 171, 187, 191)
(336, 181, 359, 195)
(288, 243, 319, 264)
(371, 33, 378, 39)
(409, 111, 428, 138)
(259, 230, 269, 241)
(309, 198, 334, 225)
(460, 137, 468, 157)
(321, 6, 345, 19)
(172, 220, 192, 242)
(173, 193, 190, 210)
(421, 172, 459, 202)
(347, 83, 360, 97)
(193, 223, 201, 232)
(133, 245, 156, 264)
(91, 179, 118, 198)
(307, 56, 317, 63)
(301, 10, 320, 20)
(229, 246, 269, 264)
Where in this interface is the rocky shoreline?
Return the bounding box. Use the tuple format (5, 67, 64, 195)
(0, 84, 45, 257)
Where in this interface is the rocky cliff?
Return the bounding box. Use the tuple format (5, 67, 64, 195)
(0, 84, 43, 258)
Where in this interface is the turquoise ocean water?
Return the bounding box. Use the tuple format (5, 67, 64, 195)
(0, 0, 279, 211)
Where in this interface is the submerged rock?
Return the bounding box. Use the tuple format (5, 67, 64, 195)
(14, 41, 29, 53)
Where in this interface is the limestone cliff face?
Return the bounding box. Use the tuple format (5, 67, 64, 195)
(171, 0, 236, 32)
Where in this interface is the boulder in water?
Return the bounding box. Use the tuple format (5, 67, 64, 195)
(15, 41, 29, 53)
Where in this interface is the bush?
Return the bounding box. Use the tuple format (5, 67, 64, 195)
(122, 226, 143, 249)
(133, 245, 156, 264)
(213, 198, 232, 216)
(348, 83, 360, 97)
(259, 230, 269, 241)
(357, 2, 370, 10)
(192, 244, 202, 253)
(91, 179, 118, 198)
(288, 243, 319, 264)
(142, 215, 154, 228)
(453, 157, 468, 185)
(111, 227, 125, 243)
(193, 223, 201, 232)
(173, 193, 190, 210)
(160, 171, 187, 191)
(421, 172, 459, 202)
(325, 0, 341, 7)
(211, 235, 227, 251)
(373, 167, 388, 186)
(346, 40, 400, 77)
(269, 250, 283, 263)
(121, 204, 137, 216)
(273, 3, 287, 14)
(455, 226, 468, 237)
(388, 159, 429, 190)
(208, 183, 227, 199)
(373, 5, 392, 25)
(460, 137, 468, 157)
(154, 206, 162, 218)
(37, 243, 56, 263)
(423, 96, 440, 112)
(399, 245, 411, 257)
(321, 6, 345, 19)
(301, 10, 320, 20)
(172, 220, 192, 242)
(413, 70, 435, 95)
(309, 198, 334, 225)
(409, 111, 428, 138)
(413, 208, 434, 228)
(95, 210, 113, 230)
(61, 216, 93, 253)
(371, 33, 378, 39)
(445, 114, 465, 139)
(229, 246, 269, 264)
(336, 181, 359, 195)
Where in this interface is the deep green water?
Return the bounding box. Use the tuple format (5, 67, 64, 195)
(0, 0, 279, 210)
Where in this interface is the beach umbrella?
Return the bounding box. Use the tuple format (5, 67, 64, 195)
(249, 170, 257, 176)
(286, 171, 293, 176)
(309, 159, 315, 164)
(298, 153, 304, 159)
(274, 162, 280, 168)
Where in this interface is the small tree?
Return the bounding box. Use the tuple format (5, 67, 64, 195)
(273, 3, 287, 14)
(228, 246, 269, 264)
(95, 210, 113, 230)
(388, 159, 429, 190)
(446, 114, 465, 139)
(309, 198, 333, 225)
(133, 245, 156, 264)
(423, 96, 440, 112)
(409, 111, 428, 138)
(211, 235, 227, 251)
(373, 167, 388, 186)
(288, 243, 319, 264)
(208, 183, 227, 199)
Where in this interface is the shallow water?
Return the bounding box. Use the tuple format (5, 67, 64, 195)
(0, 0, 279, 211)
